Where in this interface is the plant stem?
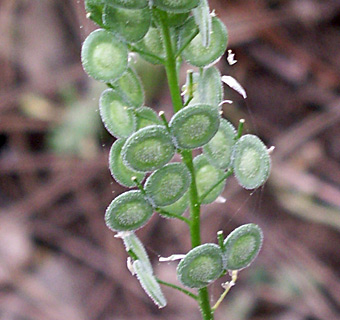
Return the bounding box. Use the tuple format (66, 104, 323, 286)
(157, 278, 198, 300)
(156, 9, 213, 320)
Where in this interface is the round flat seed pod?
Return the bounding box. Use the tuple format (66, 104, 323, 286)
(123, 233, 153, 274)
(145, 162, 191, 207)
(104, 0, 149, 9)
(85, 0, 104, 26)
(109, 139, 145, 187)
(114, 67, 144, 108)
(177, 243, 224, 288)
(167, 12, 190, 27)
(161, 191, 189, 216)
(179, 17, 228, 67)
(122, 125, 175, 172)
(133, 260, 167, 308)
(232, 134, 271, 189)
(81, 29, 128, 82)
(103, 5, 151, 43)
(99, 89, 136, 138)
(223, 223, 263, 271)
(105, 190, 153, 231)
(154, 0, 199, 13)
(194, 154, 226, 204)
(203, 119, 236, 169)
(197, 67, 223, 106)
(135, 106, 162, 130)
(134, 27, 165, 65)
(169, 104, 220, 149)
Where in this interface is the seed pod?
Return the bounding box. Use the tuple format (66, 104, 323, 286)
(179, 17, 228, 67)
(122, 125, 175, 172)
(167, 12, 190, 27)
(81, 29, 128, 82)
(103, 5, 151, 43)
(203, 119, 236, 169)
(194, 154, 226, 204)
(160, 191, 189, 216)
(192, 0, 211, 47)
(134, 27, 165, 65)
(104, 0, 149, 9)
(135, 106, 162, 130)
(114, 67, 144, 108)
(123, 232, 153, 274)
(105, 190, 153, 231)
(145, 162, 191, 207)
(231, 134, 271, 189)
(223, 223, 263, 271)
(99, 89, 136, 138)
(177, 243, 224, 288)
(109, 139, 145, 187)
(133, 260, 167, 308)
(153, 0, 199, 13)
(85, 0, 104, 26)
(169, 104, 220, 149)
(187, 67, 223, 107)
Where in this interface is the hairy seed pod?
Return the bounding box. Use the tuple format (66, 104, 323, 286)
(145, 162, 191, 207)
(104, 0, 149, 9)
(232, 134, 271, 189)
(81, 29, 128, 82)
(160, 191, 189, 216)
(179, 17, 228, 67)
(154, 0, 199, 13)
(103, 5, 151, 43)
(167, 11, 190, 27)
(133, 260, 167, 308)
(192, 0, 211, 47)
(85, 0, 104, 26)
(123, 232, 153, 274)
(223, 223, 263, 271)
(169, 104, 220, 149)
(135, 106, 162, 130)
(203, 118, 236, 169)
(99, 89, 136, 138)
(194, 154, 226, 204)
(109, 139, 145, 187)
(113, 67, 144, 108)
(177, 243, 224, 288)
(122, 125, 175, 172)
(134, 27, 165, 65)
(105, 190, 153, 231)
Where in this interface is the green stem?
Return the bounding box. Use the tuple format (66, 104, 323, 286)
(157, 278, 198, 300)
(156, 9, 213, 320)
(156, 208, 191, 225)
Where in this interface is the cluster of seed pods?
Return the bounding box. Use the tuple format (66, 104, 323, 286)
(82, 0, 271, 309)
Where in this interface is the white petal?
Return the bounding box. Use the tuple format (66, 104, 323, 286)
(221, 76, 247, 99)
(159, 254, 186, 262)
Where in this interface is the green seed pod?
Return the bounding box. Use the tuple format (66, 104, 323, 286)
(192, 0, 212, 47)
(169, 104, 220, 149)
(105, 190, 153, 231)
(81, 29, 128, 82)
(161, 191, 189, 216)
(109, 139, 145, 187)
(167, 12, 190, 27)
(123, 232, 153, 274)
(114, 67, 144, 108)
(99, 89, 136, 138)
(103, 5, 151, 43)
(134, 27, 165, 65)
(104, 0, 149, 9)
(122, 125, 175, 172)
(145, 162, 191, 207)
(85, 0, 104, 26)
(203, 119, 236, 169)
(177, 243, 224, 288)
(133, 260, 167, 308)
(194, 154, 226, 204)
(223, 223, 263, 271)
(135, 106, 162, 130)
(232, 134, 271, 189)
(179, 17, 228, 67)
(154, 0, 199, 13)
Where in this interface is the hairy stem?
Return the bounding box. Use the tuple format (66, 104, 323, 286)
(157, 279, 198, 300)
(156, 8, 213, 320)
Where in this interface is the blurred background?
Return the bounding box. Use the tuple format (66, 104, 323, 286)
(1, 0, 340, 319)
